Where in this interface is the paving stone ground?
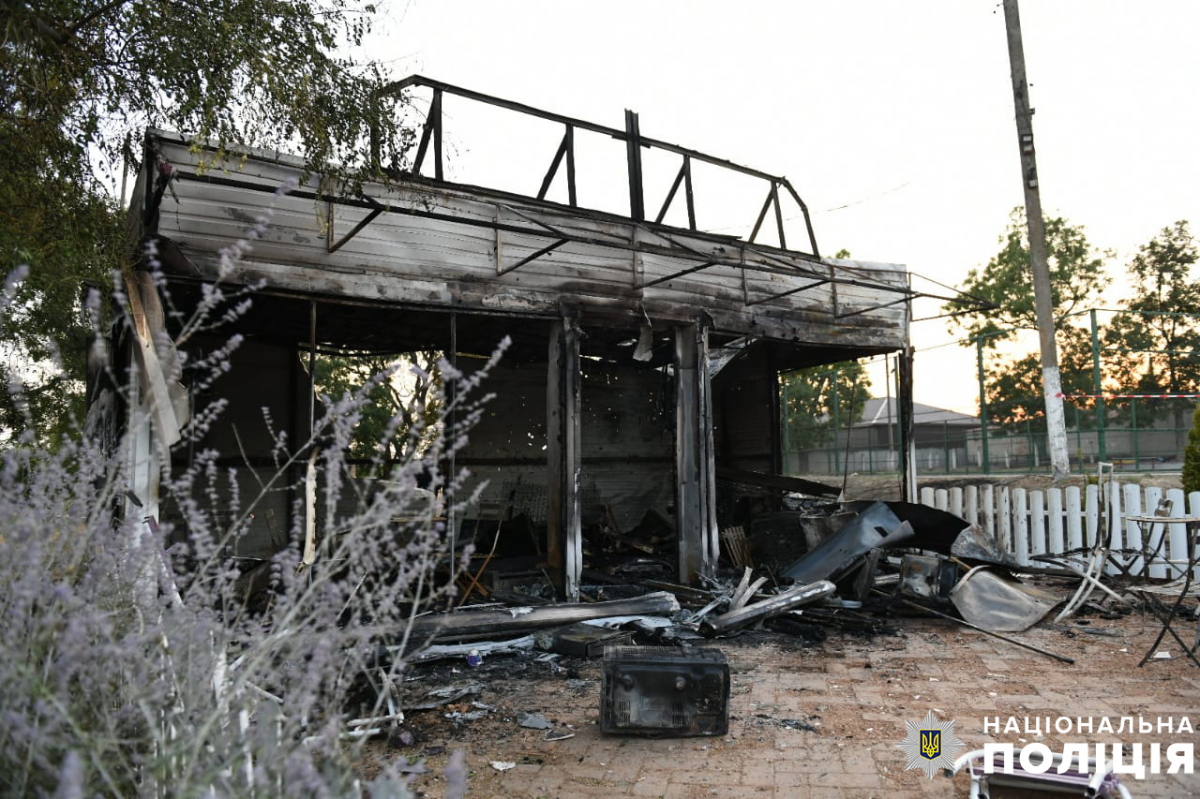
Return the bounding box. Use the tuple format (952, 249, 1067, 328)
(365, 609, 1200, 797)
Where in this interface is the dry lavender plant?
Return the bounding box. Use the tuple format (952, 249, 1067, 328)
(0, 194, 501, 796)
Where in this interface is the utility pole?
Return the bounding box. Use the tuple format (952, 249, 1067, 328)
(1001, 0, 1070, 481)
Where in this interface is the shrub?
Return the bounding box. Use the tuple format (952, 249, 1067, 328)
(0, 200, 501, 796)
(1183, 403, 1200, 495)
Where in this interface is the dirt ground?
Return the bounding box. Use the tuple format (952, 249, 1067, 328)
(360, 605, 1200, 798)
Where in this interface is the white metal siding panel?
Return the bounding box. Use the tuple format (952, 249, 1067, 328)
(153, 136, 908, 346)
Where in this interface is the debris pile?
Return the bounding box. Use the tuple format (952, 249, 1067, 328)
(366, 475, 1196, 744)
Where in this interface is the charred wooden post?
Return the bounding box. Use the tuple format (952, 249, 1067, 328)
(676, 321, 718, 584)
(547, 313, 583, 600)
(898, 345, 917, 502)
(624, 109, 645, 222)
(767, 345, 782, 479)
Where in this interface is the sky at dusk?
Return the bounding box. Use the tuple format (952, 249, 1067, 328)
(359, 1, 1200, 414)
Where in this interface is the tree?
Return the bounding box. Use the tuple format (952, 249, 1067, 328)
(980, 325, 1098, 429)
(780, 360, 871, 454)
(945, 208, 1110, 347)
(1, 0, 408, 443)
(0, 165, 120, 442)
(1103, 222, 1200, 442)
(314, 351, 442, 476)
(951, 210, 1113, 464)
(969, 220, 1200, 461)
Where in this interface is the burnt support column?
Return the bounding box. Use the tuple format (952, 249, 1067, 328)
(767, 347, 782, 477)
(547, 314, 582, 601)
(676, 321, 719, 584)
(898, 345, 917, 502)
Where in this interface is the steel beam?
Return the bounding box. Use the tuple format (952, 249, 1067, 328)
(654, 158, 688, 225)
(638, 260, 718, 290)
(327, 195, 384, 254)
(745, 279, 830, 307)
(625, 110, 645, 221)
(676, 321, 718, 584)
(498, 238, 569, 276)
(547, 314, 583, 601)
(536, 131, 570, 201)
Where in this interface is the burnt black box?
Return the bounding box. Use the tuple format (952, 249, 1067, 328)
(600, 646, 730, 736)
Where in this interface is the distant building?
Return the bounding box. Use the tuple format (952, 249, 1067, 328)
(850, 397, 979, 451)
(789, 397, 979, 474)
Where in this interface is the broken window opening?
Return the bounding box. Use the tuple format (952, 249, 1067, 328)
(310, 348, 444, 478)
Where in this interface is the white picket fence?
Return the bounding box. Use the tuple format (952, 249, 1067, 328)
(918, 484, 1200, 579)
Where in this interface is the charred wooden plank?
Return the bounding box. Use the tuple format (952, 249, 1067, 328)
(401, 591, 681, 642)
(702, 581, 835, 634)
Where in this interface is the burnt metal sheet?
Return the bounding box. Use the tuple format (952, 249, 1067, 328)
(782, 501, 914, 584)
(898, 554, 959, 602)
(950, 524, 1020, 567)
(840, 500, 1018, 566)
(841, 500, 963, 551)
(949, 567, 1063, 632)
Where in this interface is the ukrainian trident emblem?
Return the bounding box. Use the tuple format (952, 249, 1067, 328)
(897, 710, 962, 779)
(920, 729, 941, 760)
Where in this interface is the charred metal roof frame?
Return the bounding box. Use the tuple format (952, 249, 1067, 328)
(146, 79, 993, 327)
(360, 77, 984, 315)
(371, 75, 818, 254)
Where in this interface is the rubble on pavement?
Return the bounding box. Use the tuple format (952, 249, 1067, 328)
(370, 476, 1187, 750)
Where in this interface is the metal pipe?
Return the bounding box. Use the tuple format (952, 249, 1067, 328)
(892, 596, 1074, 664)
(381, 75, 788, 183)
(977, 335, 990, 474)
(1132, 397, 1138, 467)
(831, 369, 840, 476)
(1090, 309, 1107, 461)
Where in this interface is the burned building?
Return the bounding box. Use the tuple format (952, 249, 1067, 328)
(117, 77, 917, 599)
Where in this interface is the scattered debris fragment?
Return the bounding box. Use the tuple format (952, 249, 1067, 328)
(396, 592, 681, 644)
(778, 718, 818, 732)
(403, 683, 483, 711)
(898, 554, 960, 603)
(489, 761, 516, 772)
(702, 580, 836, 634)
(516, 712, 551, 730)
(783, 502, 914, 584)
(949, 566, 1063, 632)
(540, 622, 635, 658)
(410, 635, 537, 663)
